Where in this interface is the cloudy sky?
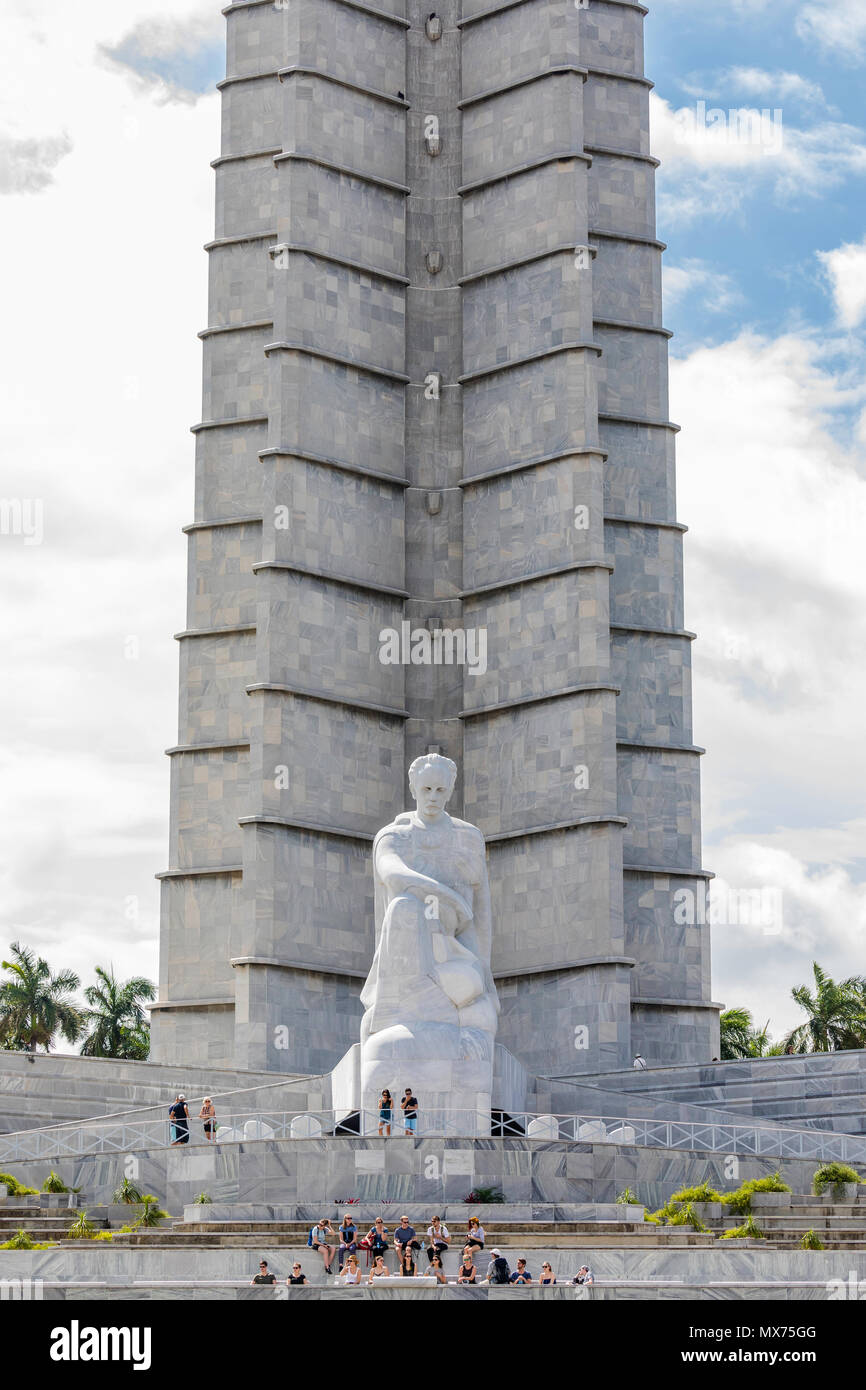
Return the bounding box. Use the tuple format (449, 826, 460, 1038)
(0, 0, 863, 1045)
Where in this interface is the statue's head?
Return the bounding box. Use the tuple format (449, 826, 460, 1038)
(408, 754, 457, 823)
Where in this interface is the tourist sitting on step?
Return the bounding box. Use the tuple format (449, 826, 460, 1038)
(399, 1249, 417, 1278)
(430, 1253, 448, 1284)
(338, 1214, 358, 1269)
(394, 1215, 422, 1259)
(456, 1248, 477, 1284)
(361, 1217, 390, 1261)
(337, 1255, 363, 1286)
(572, 1265, 594, 1286)
(251, 1261, 277, 1285)
(287, 1263, 308, 1285)
(309, 1217, 337, 1274)
(509, 1259, 533, 1284)
(465, 1216, 485, 1252)
(426, 1215, 450, 1263)
(484, 1248, 511, 1284)
(539, 1263, 557, 1286)
(368, 1255, 391, 1283)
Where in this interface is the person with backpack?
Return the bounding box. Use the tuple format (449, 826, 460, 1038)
(485, 1248, 510, 1284)
(169, 1094, 189, 1146)
(308, 1217, 336, 1274)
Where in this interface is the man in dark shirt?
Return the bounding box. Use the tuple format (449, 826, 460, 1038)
(251, 1260, 277, 1284)
(510, 1258, 533, 1284)
(394, 1215, 421, 1257)
(401, 1088, 418, 1135)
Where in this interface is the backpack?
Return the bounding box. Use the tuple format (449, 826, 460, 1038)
(491, 1257, 510, 1284)
(307, 1226, 315, 1247)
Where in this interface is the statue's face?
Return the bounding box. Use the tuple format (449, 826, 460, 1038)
(411, 767, 454, 822)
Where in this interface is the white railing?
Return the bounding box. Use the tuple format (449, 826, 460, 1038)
(1, 1107, 865, 1164)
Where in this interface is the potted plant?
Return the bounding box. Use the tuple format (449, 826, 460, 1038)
(812, 1162, 862, 1203)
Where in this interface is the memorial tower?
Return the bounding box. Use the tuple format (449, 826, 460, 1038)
(150, 0, 718, 1079)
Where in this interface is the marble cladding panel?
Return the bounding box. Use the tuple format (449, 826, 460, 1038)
(194, 421, 269, 522)
(630, 1003, 721, 1069)
(238, 823, 374, 973)
(262, 455, 405, 589)
(233, 965, 364, 1075)
(276, 164, 406, 279)
(282, 79, 406, 188)
(462, 349, 598, 478)
(215, 156, 282, 240)
(221, 74, 282, 157)
(268, 351, 405, 475)
(583, 74, 650, 155)
(462, 252, 591, 379)
(249, 690, 405, 832)
(148, 1003, 236, 1070)
(461, 73, 584, 187)
(588, 154, 655, 239)
(624, 873, 710, 1003)
(595, 325, 669, 421)
(202, 326, 269, 422)
(158, 875, 242, 1000)
(489, 823, 625, 972)
(225, 0, 407, 82)
(207, 238, 274, 329)
(590, 236, 662, 326)
(256, 569, 405, 707)
(617, 748, 702, 870)
(497, 964, 634, 1075)
(601, 420, 676, 521)
(186, 522, 261, 631)
(178, 631, 257, 746)
(611, 631, 693, 746)
(462, 453, 605, 592)
(462, 568, 611, 710)
(170, 748, 248, 869)
(404, 385, 463, 486)
(405, 286, 462, 383)
(606, 521, 684, 631)
(405, 188, 463, 286)
(460, 0, 579, 102)
(403, 488, 462, 600)
(464, 688, 619, 834)
(580, 0, 645, 74)
(271, 251, 405, 376)
(462, 162, 583, 279)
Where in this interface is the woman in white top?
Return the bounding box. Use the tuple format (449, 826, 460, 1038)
(338, 1254, 363, 1285)
(368, 1255, 390, 1284)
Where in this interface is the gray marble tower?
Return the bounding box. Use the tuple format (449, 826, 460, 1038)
(150, 0, 719, 1079)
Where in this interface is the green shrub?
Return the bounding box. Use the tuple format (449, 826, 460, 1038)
(649, 1180, 723, 1228)
(616, 1188, 641, 1205)
(68, 1211, 96, 1240)
(0, 1172, 39, 1197)
(112, 1177, 144, 1205)
(0, 1229, 56, 1250)
(669, 1202, 709, 1233)
(800, 1229, 824, 1250)
(812, 1163, 862, 1201)
(463, 1187, 506, 1205)
(643, 1211, 661, 1224)
(721, 1214, 764, 1240)
(193, 1192, 213, 1205)
(723, 1173, 791, 1215)
(41, 1171, 72, 1194)
(134, 1195, 169, 1229)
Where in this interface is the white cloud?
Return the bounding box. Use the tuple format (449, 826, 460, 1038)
(672, 328, 866, 1032)
(796, 0, 866, 63)
(681, 68, 828, 108)
(651, 92, 866, 222)
(0, 132, 73, 194)
(663, 259, 743, 315)
(817, 237, 866, 329)
(98, 9, 225, 105)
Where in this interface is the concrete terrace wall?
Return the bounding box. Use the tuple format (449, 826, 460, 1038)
(551, 1053, 866, 1135)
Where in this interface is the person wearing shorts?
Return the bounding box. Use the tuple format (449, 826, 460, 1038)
(401, 1088, 418, 1135)
(199, 1096, 216, 1142)
(378, 1089, 393, 1137)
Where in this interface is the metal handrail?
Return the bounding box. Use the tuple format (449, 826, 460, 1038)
(1, 1106, 865, 1164)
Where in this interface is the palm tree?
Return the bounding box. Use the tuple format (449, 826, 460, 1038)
(719, 1007, 754, 1059)
(0, 942, 83, 1052)
(79, 966, 156, 1060)
(783, 963, 866, 1054)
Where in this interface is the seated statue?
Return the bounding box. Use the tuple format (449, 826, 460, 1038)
(360, 754, 499, 1130)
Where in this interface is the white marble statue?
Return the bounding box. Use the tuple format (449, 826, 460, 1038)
(359, 754, 499, 1129)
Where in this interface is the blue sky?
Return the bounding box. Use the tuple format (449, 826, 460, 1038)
(0, 0, 864, 1050)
